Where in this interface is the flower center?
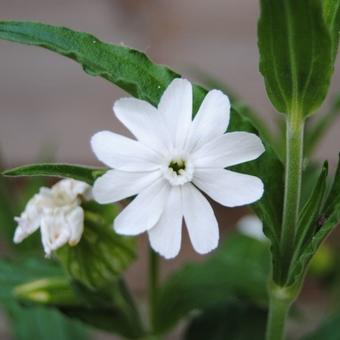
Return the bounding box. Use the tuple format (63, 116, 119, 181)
(169, 159, 186, 175)
(162, 156, 194, 186)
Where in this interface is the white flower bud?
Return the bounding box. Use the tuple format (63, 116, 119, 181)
(13, 179, 91, 255)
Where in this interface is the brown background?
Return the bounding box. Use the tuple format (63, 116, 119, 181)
(0, 0, 339, 167)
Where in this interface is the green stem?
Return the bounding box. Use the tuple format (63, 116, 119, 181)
(266, 285, 296, 340)
(280, 114, 305, 282)
(267, 111, 304, 339)
(148, 247, 160, 337)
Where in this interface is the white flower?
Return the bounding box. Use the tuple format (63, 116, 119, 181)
(91, 78, 265, 259)
(236, 215, 267, 241)
(14, 179, 91, 256)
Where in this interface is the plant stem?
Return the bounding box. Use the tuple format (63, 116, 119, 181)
(280, 113, 305, 282)
(266, 285, 295, 340)
(267, 110, 304, 339)
(148, 247, 160, 337)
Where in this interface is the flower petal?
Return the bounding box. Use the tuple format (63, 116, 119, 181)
(182, 183, 219, 254)
(114, 179, 170, 236)
(114, 98, 170, 153)
(93, 169, 161, 204)
(148, 186, 183, 259)
(66, 206, 84, 246)
(193, 168, 264, 207)
(158, 78, 192, 148)
(40, 213, 71, 256)
(13, 194, 44, 243)
(192, 132, 265, 168)
(52, 179, 91, 202)
(91, 131, 161, 171)
(187, 90, 230, 151)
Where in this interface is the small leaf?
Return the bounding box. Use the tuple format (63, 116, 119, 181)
(154, 233, 270, 333)
(3, 163, 106, 185)
(56, 202, 136, 290)
(289, 155, 340, 286)
(258, 0, 335, 117)
(295, 163, 328, 252)
(184, 300, 267, 340)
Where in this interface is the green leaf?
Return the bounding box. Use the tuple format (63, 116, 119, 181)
(61, 280, 145, 339)
(3, 163, 106, 185)
(322, 0, 340, 62)
(289, 155, 340, 286)
(56, 202, 136, 290)
(295, 164, 328, 250)
(0, 21, 205, 114)
(184, 300, 267, 340)
(154, 233, 270, 333)
(258, 0, 335, 117)
(12, 276, 145, 339)
(0, 258, 143, 339)
(0, 258, 89, 340)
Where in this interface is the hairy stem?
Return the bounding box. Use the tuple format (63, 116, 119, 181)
(266, 285, 296, 340)
(280, 113, 305, 282)
(266, 109, 305, 339)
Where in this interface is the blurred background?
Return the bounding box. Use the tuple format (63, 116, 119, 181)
(1, 0, 339, 166)
(0, 1, 340, 339)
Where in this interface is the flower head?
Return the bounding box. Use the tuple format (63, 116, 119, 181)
(91, 78, 265, 258)
(14, 179, 91, 256)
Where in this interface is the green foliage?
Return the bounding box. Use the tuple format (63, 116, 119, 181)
(184, 300, 267, 340)
(294, 163, 328, 255)
(3, 163, 106, 185)
(289, 155, 340, 286)
(60, 280, 145, 339)
(0, 258, 89, 340)
(322, 0, 340, 61)
(56, 202, 136, 290)
(154, 233, 270, 334)
(0, 258, 144, 339)
(258, 0, 336, 117)
(14, 277, 80, 306)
